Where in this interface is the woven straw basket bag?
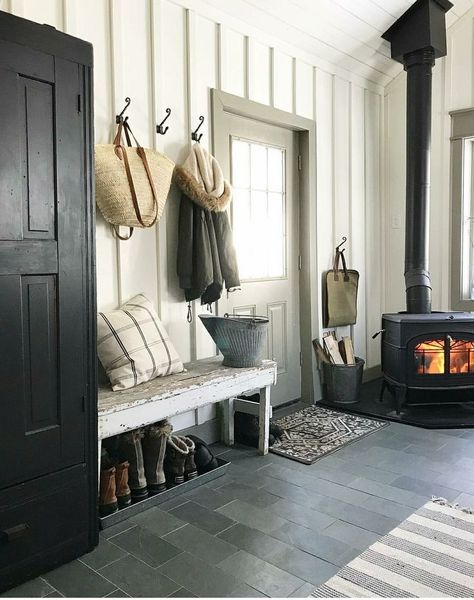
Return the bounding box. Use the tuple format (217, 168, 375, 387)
(95, 120, 174, 239)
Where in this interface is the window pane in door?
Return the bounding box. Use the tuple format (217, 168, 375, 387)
(250, 144, 267, 190)
(232, 140, 250, 188)
(231, 137, 286, 281)
(268, 147, 283, 192)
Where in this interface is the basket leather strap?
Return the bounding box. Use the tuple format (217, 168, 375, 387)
(123, 117, 132, 147)
(113, 226, 134, 240)
(112, 120, 159, 230)
(124, 121, 159, 227)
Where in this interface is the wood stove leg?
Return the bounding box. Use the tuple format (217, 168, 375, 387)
(394, 387, 404, 415)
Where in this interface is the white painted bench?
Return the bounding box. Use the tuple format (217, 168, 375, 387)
(97, 357, 278, 478)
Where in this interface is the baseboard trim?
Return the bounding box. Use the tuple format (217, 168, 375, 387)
(363, 364, 382, 383)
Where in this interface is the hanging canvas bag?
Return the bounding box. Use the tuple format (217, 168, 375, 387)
(95, 119, 174, 240)
(324, 249, 359, 327)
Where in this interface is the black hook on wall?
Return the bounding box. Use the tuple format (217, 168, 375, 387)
(191, 115, 205, 142)
(335, 236, 347, 253)
(156, 108, 171, 135)
(116, 97, 131, 124)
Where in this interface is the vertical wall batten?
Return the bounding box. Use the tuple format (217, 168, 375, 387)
(350, 83, 367, 361)
(365, 89, 382, 368)
(184, 8, 198, 365)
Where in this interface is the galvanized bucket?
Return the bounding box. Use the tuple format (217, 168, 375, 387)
(322, 357, 365, 404)
(199, 314, 269, 368)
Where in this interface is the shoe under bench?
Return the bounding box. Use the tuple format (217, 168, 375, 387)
(97, 357, 277, 527)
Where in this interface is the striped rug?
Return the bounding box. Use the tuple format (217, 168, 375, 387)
(310, 499, 474, 598)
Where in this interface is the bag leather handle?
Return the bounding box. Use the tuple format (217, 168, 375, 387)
(332, 249, 350, 282)
(339, 249, 350, 282)
(112, 119, 159, 234)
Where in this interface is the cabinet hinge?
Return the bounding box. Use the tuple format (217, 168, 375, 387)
(299, 351, 303, 367)
(77, 94, 82, 113)
(81, 395, 86, 412)
(297, 155, 302, 170)
(298, 255, 302, 270)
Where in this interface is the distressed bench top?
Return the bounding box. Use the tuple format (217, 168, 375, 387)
(98, 357, 277, 417)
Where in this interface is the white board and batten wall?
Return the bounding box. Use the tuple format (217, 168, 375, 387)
(384, 5, 474, 316)
(3, 0, 385, 429)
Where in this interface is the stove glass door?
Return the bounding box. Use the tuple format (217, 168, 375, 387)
(414, 337, 474, 375)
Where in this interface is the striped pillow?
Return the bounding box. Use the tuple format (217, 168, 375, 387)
(97, 294, 184, 391)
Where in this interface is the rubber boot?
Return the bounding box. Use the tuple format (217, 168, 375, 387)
(181, 437, 198, 481)
(99, 466, 118, 517)
(115, 461, 132, 509)
(118, 430, 148, 502)
(164, 436, 189, 487)
(142, 420, 172, 495)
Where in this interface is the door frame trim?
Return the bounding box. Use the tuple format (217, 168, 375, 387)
(211, 89, 318, 403)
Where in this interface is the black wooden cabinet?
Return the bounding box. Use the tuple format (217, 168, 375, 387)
(0, 11, 97, 591)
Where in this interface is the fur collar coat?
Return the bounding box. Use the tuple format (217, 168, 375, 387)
(174, 144, 240, 307)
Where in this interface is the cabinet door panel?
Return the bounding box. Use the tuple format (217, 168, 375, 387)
(21, 77, 56, 239)
(22, 275, 58, 430)
(0, 48, 86, 490)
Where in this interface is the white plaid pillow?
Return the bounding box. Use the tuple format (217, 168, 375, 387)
(97, 294, 184, 391)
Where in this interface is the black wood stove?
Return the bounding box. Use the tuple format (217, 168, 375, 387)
(379, 0, 474, 414)
(380, 312, 474, 411)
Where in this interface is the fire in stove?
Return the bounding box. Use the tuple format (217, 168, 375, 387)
(415, 338, 474, 375)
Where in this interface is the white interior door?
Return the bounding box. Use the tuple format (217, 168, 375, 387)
(217, 113, 301, 406)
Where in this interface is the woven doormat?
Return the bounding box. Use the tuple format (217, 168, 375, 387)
(310, 498, 474, 597)
(270, 405, 387, 465)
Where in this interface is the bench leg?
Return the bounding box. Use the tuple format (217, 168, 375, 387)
(258, 385, 271, 455)
(222, 397, 235, 447)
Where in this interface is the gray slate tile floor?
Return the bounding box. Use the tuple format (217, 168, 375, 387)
(4, 417, 474, 598)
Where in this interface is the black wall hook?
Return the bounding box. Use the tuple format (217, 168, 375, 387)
(116, 97, 131, 124)
(335, 236, 347, 253)
(191, 115, 204, 142)
(156, 108, 171, 135)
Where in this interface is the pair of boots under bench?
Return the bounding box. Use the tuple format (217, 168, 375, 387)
(114, 423, 198, 503)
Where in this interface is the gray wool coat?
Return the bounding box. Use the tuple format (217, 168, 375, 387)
(174, 167, 240, 305)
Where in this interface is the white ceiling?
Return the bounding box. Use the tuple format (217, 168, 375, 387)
(208, 0, 474, 86)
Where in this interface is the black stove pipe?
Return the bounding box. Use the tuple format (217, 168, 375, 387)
(382, 0, 452, 314)
(404, 48, 434, 314)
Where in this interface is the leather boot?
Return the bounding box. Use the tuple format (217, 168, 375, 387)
(99, 466, 118, 517)
(142, 420, 172, 495)
(118, 430, 148, 502)
(164, 436, 189, 487)
(181, 437, 198, 480)
(115, 461, 132, 509)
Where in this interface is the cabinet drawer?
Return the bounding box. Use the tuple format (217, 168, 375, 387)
(0, 465, 90, 575)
